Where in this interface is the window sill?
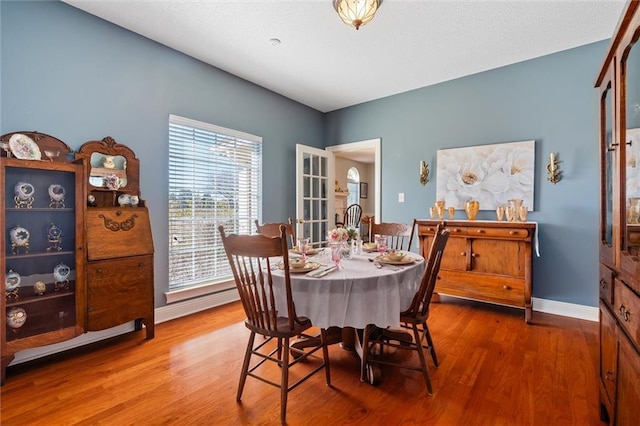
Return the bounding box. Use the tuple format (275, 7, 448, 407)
(165, 279, 236, 304)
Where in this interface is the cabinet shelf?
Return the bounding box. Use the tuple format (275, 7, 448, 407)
(5, 208, 74, 213)
(6, 288, 76, 308)
(6, 250, 75, 260)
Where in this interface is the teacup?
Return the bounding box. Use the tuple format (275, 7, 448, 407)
(290, 258, 307, 269)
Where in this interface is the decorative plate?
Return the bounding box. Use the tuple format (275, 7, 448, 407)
(278, 261, 321, 273)
(375, 255, 416, 265)
(14, 181, 35, 200)
(48, 184, 66, 201)
(9, 133, 41, 160)
(53, 263, 71, 282)
(5, 269, 21, 291)
(9, 226, 30, 245)
(6, 307, 27, 329)
(363, 243, 378, 253)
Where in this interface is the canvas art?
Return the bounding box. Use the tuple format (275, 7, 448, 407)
(436, 140, 535, 210)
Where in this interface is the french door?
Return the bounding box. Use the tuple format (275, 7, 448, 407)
(295, 144, 334, 247)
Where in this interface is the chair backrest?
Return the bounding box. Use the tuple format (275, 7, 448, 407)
(254, 218, 296, 249)
(370, 220, 416, 251)
(219, 225, 297, 332)
(402, 223, 450, 319)
(341, 204, 362, 229)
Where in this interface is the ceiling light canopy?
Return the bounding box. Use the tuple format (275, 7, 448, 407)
(333, 0, 381, 30)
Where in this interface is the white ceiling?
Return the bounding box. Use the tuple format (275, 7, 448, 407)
(62, 0, 626, 114)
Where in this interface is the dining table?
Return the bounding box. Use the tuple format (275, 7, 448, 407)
(271, 247, 426, 384)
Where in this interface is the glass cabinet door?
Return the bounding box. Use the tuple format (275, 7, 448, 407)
(600, 75, 615, 268)
(2, 159, 84, 353)
(622, 29, 640, 269)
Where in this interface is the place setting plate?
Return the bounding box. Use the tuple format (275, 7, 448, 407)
(374, 254, 416, 265)
(277, 261, 321, 273)
(290, 247, 321, 256)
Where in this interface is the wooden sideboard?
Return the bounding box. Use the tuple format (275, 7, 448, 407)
(415, 220, 535, 322)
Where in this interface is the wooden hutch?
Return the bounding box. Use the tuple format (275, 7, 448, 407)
(1, 133, 154, 384)
(595, 1, 640, 424)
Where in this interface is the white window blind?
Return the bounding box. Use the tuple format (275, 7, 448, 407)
(168, 114, 262, 290)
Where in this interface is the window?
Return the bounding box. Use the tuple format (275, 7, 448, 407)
(347, 166, 360, 206)
(168, 114, 262, 291)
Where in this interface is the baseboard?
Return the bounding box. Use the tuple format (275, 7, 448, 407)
(532, 297, 598, 322)
(8, 291, 594, 366)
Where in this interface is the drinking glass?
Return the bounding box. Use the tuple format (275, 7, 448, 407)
(496, 205, 505, 221)
(375, 235, 388, 256)
(429, 206, 438, 219)
(505, 205, 517, 222)
(465, 200, 480, 220)
(329, 242, 343, 269)
(297, 237, 310, 260)
(447, 206, 455, 220)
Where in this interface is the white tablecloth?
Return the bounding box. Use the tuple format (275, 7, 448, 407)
(272, 251, 425, 329)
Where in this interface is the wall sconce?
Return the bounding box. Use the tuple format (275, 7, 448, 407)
(546, 152, 562, 184)
(419, 160, 429, 185)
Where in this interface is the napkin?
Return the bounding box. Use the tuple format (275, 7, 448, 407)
(308, 265, 336, 278)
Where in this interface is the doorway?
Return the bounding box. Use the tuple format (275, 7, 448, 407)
(326, 138, 381, 231)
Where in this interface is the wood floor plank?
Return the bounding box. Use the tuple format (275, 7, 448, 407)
(1, 297, 606, 425)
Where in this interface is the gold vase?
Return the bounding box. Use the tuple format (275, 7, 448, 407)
(465, 200, 479, 220)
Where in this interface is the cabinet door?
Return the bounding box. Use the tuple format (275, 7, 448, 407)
(616, 331, 640, 426)
(599, 66, 616, 270)
(2, 159, 85, 355)
(470, 239, 524, 277)
(620, 14, 640, 280)
(439, 236, 467, 271)
(600, 304, 617, 411)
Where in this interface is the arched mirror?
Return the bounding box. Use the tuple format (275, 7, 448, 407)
(76, 137, 140, 208)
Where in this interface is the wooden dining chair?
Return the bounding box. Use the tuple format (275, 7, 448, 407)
(336, 203, 362, 229)
(218, 225, 331, 424)
(361, 223, 450, 395)
(369, 220, 416, 251)
(254, 217, 296, 248)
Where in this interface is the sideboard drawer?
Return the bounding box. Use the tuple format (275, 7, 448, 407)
(86, 207, 154, 261)
(467, 227, 530, 239)
(614, 279, 640, 349)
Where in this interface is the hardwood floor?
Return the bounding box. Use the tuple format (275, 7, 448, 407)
(1, 296, 605, 425)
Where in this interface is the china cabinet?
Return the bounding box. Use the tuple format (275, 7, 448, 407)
(1, 132, 84, 384)
(76, 137, 154, 340)
(595, 1, 640, 423)
(415, 220, 535, 322)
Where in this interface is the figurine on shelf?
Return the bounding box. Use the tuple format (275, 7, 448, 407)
(14, 181, 35, 209)
(5, 269, 21, 300)
(53, 263, 71, 292)
(6, 307, 27, 331)
(118, 193, 131, 207)
(104, 174, 122, 190)
(102, 155, 116, 169)
(10, 226, 30, 254)
(48, 184, 66, 208)
(46, 223, 63, 252)
(87, 194, 97, 207)
(129, 195, 139, 207)
(33, 281, 46, 296)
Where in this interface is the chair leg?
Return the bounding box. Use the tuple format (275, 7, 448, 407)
(320, 328, 331, 386)
(237, 331, 256, 401)
(360, 325, 371, 382)
(280, 336, 290, 424)
(423, 323, 439, 367)
(412, 324, 433, 395)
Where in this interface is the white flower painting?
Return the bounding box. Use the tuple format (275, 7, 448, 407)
(627, 128, 640, 199)
(436, 140, 535, 210)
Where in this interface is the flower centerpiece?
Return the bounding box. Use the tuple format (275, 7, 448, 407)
(327, 226, 359, 262)
(327, 227, 350, 243)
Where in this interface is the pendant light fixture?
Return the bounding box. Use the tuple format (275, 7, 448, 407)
(333, 0, 381, 30)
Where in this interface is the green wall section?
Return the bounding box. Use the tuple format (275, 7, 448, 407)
(2, 1, 607, 307)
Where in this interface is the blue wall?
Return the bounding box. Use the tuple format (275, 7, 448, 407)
(0, 1, 324, 307)
(325, 42, 606, 307)
(2, 1, 606, 308)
